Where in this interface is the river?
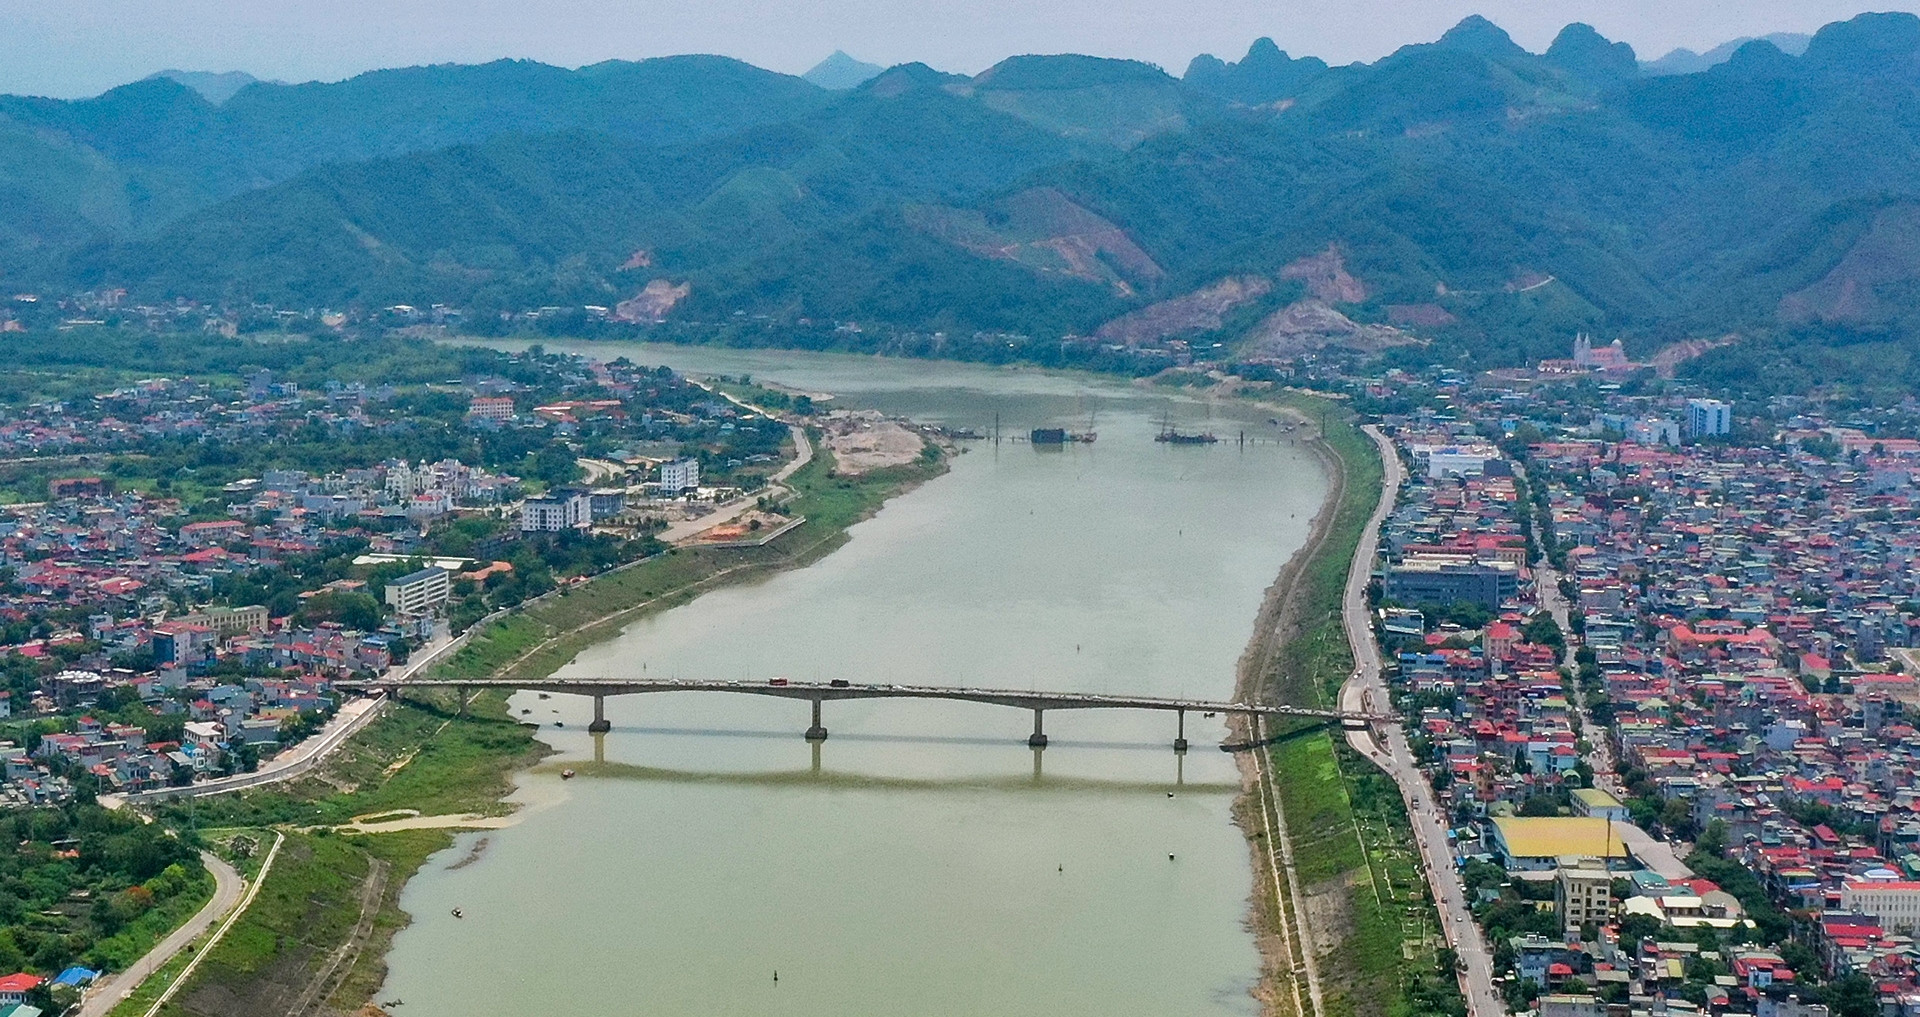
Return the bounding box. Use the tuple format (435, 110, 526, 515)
(377, 344, 1329, 1016)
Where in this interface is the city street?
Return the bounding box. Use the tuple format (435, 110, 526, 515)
(1337, 425, 1507, 1017)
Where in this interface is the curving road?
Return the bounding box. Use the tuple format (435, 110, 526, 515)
(81, 851, 243, 1017)
(1336, 425, 1507, 1017)
(655, 424, 813, 546)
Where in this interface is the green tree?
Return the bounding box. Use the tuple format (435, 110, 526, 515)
(531, 443, 582, 487)
(1826, 972, 1879, 1017)
(295, 591, 382, 631)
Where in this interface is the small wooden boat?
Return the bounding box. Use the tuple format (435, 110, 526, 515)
(561, 769, 576, 780)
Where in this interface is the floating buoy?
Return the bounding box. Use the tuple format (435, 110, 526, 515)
(1168, 854, 1176, 861)
(451, 908, 463, 919)
(774, 971, 779, 983)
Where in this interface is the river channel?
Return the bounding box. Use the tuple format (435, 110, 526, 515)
(378, 344, 1330, 1016)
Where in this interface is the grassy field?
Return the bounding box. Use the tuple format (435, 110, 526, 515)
(136, 689, 528, 1017)
(146, 829, 450, 1017)
(157, 691, 542, 830)
(1248, 393, 1464, 1017)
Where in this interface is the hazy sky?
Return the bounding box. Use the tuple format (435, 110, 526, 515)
(2, 0, 1913, 98)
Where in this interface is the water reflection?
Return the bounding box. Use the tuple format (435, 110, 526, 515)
(532, 756, 1238, 794)
(380, 345, 1322, 1017)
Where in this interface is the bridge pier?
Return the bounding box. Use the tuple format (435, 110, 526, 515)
(587, 694, 611, 734)
(805, 698, 828, 741)
(456, 686, 469, 718)
(1027, 709, 1048, 749)
(1174, 707, 1188, 754)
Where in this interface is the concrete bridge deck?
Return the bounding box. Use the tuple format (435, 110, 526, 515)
(338, 677, 1391, 750)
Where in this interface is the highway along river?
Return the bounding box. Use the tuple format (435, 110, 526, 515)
(378, 344, 1330, 1016)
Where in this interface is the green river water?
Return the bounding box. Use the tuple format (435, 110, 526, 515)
(377, 344, 1329, 1016)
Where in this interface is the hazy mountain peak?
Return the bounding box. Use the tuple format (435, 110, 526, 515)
(144, 69, 266, 105)
(857, 62, 966, 98)
(803, 51, 884, 90)
(1184, 53, 1229, 80)
(972, 54, 1173, 90)
(1711, 38, 1801, 80)
(1182, 36, 1327, 104)
(1642, 32, 1812, 75)
(1243, 37, 1285, 64)
(1803, 11, 1920, 78)
(1434, 15, 1528, 60)
(1544, 23, 1637, 85)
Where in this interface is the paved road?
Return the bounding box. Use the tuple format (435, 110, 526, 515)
(1532, 559, 1619, 792)
(1335, 425, 1507, 1017)
(81, 851, 243, 1017)
(136, 833, 285, 1017)
(1516, 461, 1615, 789)
(657, 424, 813, 546)
(114, 693, 387, 805)
(109, 626, 481, 806)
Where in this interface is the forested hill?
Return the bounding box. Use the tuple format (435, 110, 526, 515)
(12, 13, 1920, 383)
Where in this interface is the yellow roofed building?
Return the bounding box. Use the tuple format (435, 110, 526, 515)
(1491, 817, 1631, 871)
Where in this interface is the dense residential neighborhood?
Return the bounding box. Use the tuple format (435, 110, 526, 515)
(1358, 339, 1920, 1017)
(0, 342, 797, 812)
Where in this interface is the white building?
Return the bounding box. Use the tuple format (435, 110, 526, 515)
(1412, 443, 1503, 479)
(407, 490, 454, 521)
(384, 461, 419, 498)
(468, 396, 515, 422)
(520, 490, 592, 531)
(1555, 857, 1613, 934)
(1840, 880, 1920, 933)
(384, 566, 451, 617)
(660, 457, 701, 494)
(1687, 399, 1731, 438)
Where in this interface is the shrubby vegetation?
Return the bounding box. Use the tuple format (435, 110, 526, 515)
(0, 804, 209, 980)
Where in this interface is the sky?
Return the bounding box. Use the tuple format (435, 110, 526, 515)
(1, 0, 1913, 98)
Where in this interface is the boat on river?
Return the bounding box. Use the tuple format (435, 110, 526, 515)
(1154, 410, 1218, 445)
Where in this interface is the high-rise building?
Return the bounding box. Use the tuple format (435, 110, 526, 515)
(520, 489, 592, 531)
(384, 567, 451, 617)
(1556, 857, 1613, 934)
(1687, 399, 1731, 438)
(660, 458, 701, 494)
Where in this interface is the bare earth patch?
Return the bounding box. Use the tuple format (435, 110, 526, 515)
(820, 411, 926, 475)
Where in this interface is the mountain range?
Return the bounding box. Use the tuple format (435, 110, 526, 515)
(9, 14, 1920, 390)
(1640, 33, 1812, 76)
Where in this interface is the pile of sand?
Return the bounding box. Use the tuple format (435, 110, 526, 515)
(821, 412, 926, 474)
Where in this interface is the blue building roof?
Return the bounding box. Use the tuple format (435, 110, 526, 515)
(53, 967, 98, 987)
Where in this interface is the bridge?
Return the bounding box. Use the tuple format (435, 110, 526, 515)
(337, 677, 1393, 751)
